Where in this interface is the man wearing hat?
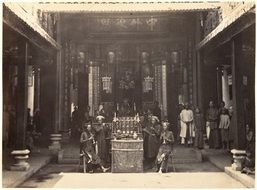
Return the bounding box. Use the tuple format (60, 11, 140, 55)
(143, 115, 161, 169)
(156, 121, 174, 173)
(80, 123, 109, 173)
(93, 115, 108, 166)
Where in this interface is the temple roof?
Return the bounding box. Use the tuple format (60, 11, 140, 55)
(36, 1, 221, 13)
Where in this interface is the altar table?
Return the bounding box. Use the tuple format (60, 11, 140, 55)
(111, 139, 143, 173)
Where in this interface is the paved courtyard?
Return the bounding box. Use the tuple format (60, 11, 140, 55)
(19, 162, 245, 188)
(52, 172, 245, 188)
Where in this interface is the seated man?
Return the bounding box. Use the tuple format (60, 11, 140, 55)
(156, 121, 175, 173)
(80, 124, 109, 173)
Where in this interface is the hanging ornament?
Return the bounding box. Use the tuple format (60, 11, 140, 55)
(102, 76, 112, 94)
(141, 52, 149, 64)
(108, 51, 115, 64)
(143, 76, 154, 93)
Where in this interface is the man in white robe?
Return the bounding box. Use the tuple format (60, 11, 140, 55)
(180, 103, 194, 145)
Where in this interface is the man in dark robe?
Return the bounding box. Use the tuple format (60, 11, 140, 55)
(206, 101, 220, 149)
(80, 124, 109, 173)
(194, 107, 204, 149)
(156, 121, 174, 173)
(143, 115, 161, 169)
(27, 108, 33, 132)
(93, 115, 108, 166)
(71, 106, 79, 139)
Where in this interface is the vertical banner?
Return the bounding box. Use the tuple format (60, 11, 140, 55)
(162, 64, 167, 118)
(154, 65, 161, 106)
(88, 66, 100, 116)
(154, 64, 168, 119)
(88, 66, 93, 116)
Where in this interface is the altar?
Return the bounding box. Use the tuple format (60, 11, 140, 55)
(111, 116, 144, 173)
(111, 139, 143, 173)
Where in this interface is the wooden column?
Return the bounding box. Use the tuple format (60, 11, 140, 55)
(196, 51, 203, 112)
(195, 13, 203, 111)
(54, 13, 62, 133)
(231, 38, 245, 149)
(49, 13, 62, 151)
(15, 42, 28, 150)
(10, 41, 30, 171)
(216, 66, 223, 104)
(33, 66, 40, 111)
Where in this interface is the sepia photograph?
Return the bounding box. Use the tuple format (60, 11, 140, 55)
(2, 0, 256, 188)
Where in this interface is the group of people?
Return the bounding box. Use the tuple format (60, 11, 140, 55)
(72, 100, 174, 173)
(142, 115, 175, 173)
(136, 102, 174, 173)
(177, 101, 233, 150)
(79, 115, 110, 173)
(72, 99, 255, 174)
(178, 100, 255, 154)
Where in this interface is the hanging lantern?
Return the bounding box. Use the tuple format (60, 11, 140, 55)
(102, 76, 112, 94)
(143, 76, 154, 93)
(141, 52, 149, 64)
(108, 51, 115, 64)
(77, 51, 86, 73)
(171, 51, 179, 64)
(78, 52, 85, 64)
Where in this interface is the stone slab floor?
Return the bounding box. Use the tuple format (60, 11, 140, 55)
(19, 161, 245, 188)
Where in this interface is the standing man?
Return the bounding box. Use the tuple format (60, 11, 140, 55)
(180, 103, 194, 146)
(71, 106, 79, 139)
(206, 101, 220, 149)
(177, 104, 184, 143)
(143, 116, 161, 169)
(94, 115, 108, 166)
(194, 107, 204, 149)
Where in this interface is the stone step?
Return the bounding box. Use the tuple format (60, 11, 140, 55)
(225, 167, 255, 188)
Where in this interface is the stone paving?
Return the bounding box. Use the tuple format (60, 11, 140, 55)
(2, 149, 52, 188)
(19, 161, 245, 188)
(53, 172, 245, 188)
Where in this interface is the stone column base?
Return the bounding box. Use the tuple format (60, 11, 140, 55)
(232, 155, 245, 171)
(10, 149, 30, 171)
(48, 134, 62, 152)
(231, 149, 246, 171)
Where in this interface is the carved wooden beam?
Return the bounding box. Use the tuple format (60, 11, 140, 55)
(197, 3, 255, 51)
(3, 3, 61, 55)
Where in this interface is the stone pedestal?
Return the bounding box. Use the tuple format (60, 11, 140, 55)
(48, 134, 62, 152)
(10, 149, 30, 171)
(231, 149, 246, 171)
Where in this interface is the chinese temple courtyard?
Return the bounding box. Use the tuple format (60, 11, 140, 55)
(17, 144, 246, 188)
